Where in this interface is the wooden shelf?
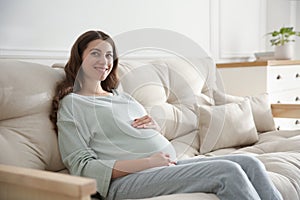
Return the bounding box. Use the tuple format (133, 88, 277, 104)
(216, 60, 300, 68)
(271, 104, 300, 118)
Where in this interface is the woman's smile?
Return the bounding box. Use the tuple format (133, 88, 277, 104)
(94, 66, 109, 72)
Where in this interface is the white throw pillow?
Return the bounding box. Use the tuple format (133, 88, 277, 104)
(198, 99, 258, 154)
(213, 90, 276, 133)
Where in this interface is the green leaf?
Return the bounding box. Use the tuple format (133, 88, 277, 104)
(268, 26, 300, 46)
(272, 31, 279, 37)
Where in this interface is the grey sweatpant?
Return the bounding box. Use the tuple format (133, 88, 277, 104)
(106, 154, 282, 200)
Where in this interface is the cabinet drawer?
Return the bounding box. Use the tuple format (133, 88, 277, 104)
(267, 65, 300, 92)
(274, 118, 300, 130)
(269, 89, 300, 104)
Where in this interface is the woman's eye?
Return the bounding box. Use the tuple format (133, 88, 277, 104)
(106, 54, 113, 58)
(91, 51, 100, 56)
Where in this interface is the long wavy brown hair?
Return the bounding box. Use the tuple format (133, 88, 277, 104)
(50, 30, 119, 132)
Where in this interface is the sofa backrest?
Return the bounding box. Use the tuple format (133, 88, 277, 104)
(0, 55, 217, 169)
(117, 57, 217, 157)
(0, 59, 65, 171)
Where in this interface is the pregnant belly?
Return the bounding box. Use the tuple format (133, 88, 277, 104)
(130, 129, 177, 162)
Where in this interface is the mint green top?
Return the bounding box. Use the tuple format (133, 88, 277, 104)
(57, 90, 176, 197)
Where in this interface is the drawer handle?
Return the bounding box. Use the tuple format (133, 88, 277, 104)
(276, 75, 282, 80)
(277, 100, 281, 103)
(296, 73, 300, 78)
(296, 97, 300, 102)
(295, 120, 300, 125)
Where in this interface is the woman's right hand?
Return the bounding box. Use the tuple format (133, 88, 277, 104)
(147, 152, 176, 168)
(112, 152, 177, 179)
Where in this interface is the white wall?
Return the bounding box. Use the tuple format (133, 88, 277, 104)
(0, 0, 211, 49)
(296, 1, 300, 59)
(211, 0, 267, 62)
(0, 0, 211, 65)
(0, 0, 298, 65)
(266, 0, 300, 59)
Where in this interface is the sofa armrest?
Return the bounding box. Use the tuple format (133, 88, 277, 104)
(0, 164, 97, 200)
(271, 104, 300, 118)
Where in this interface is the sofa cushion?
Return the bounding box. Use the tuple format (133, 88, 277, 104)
(0, 59, 65, 171)
(213, 90, 276, 133)
(197, 99, 258, 154)
(237, 130, 300, 200)
(206, 129, 300, 200)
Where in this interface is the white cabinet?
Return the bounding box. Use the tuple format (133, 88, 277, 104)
(216, 60, 300, 130)
(267, 65, 300, 103)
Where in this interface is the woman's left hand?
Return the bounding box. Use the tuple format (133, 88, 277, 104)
(131, 115, 161, 131)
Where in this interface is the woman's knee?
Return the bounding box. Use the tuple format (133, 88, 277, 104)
(234, 155, 265, 170)
(211, 160, 252, 188)
(214, 160, 245, 177)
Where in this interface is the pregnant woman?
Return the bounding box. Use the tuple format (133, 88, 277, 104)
(50, 30, 282, 200)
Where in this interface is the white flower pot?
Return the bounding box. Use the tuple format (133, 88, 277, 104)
(274, 43, 294, 60)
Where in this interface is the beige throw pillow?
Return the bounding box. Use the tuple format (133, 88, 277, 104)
(198, 99, 258, 154)
(213, 90, 276, 133)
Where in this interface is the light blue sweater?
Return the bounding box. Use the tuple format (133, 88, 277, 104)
(57, 90, 176, 197)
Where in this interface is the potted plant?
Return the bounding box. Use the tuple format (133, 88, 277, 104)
(268, 27, 300, 60)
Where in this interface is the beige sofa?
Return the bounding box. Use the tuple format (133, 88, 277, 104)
(0, 56, 299, 200)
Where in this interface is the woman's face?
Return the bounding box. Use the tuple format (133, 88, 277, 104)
(81, 39, 114, 82)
